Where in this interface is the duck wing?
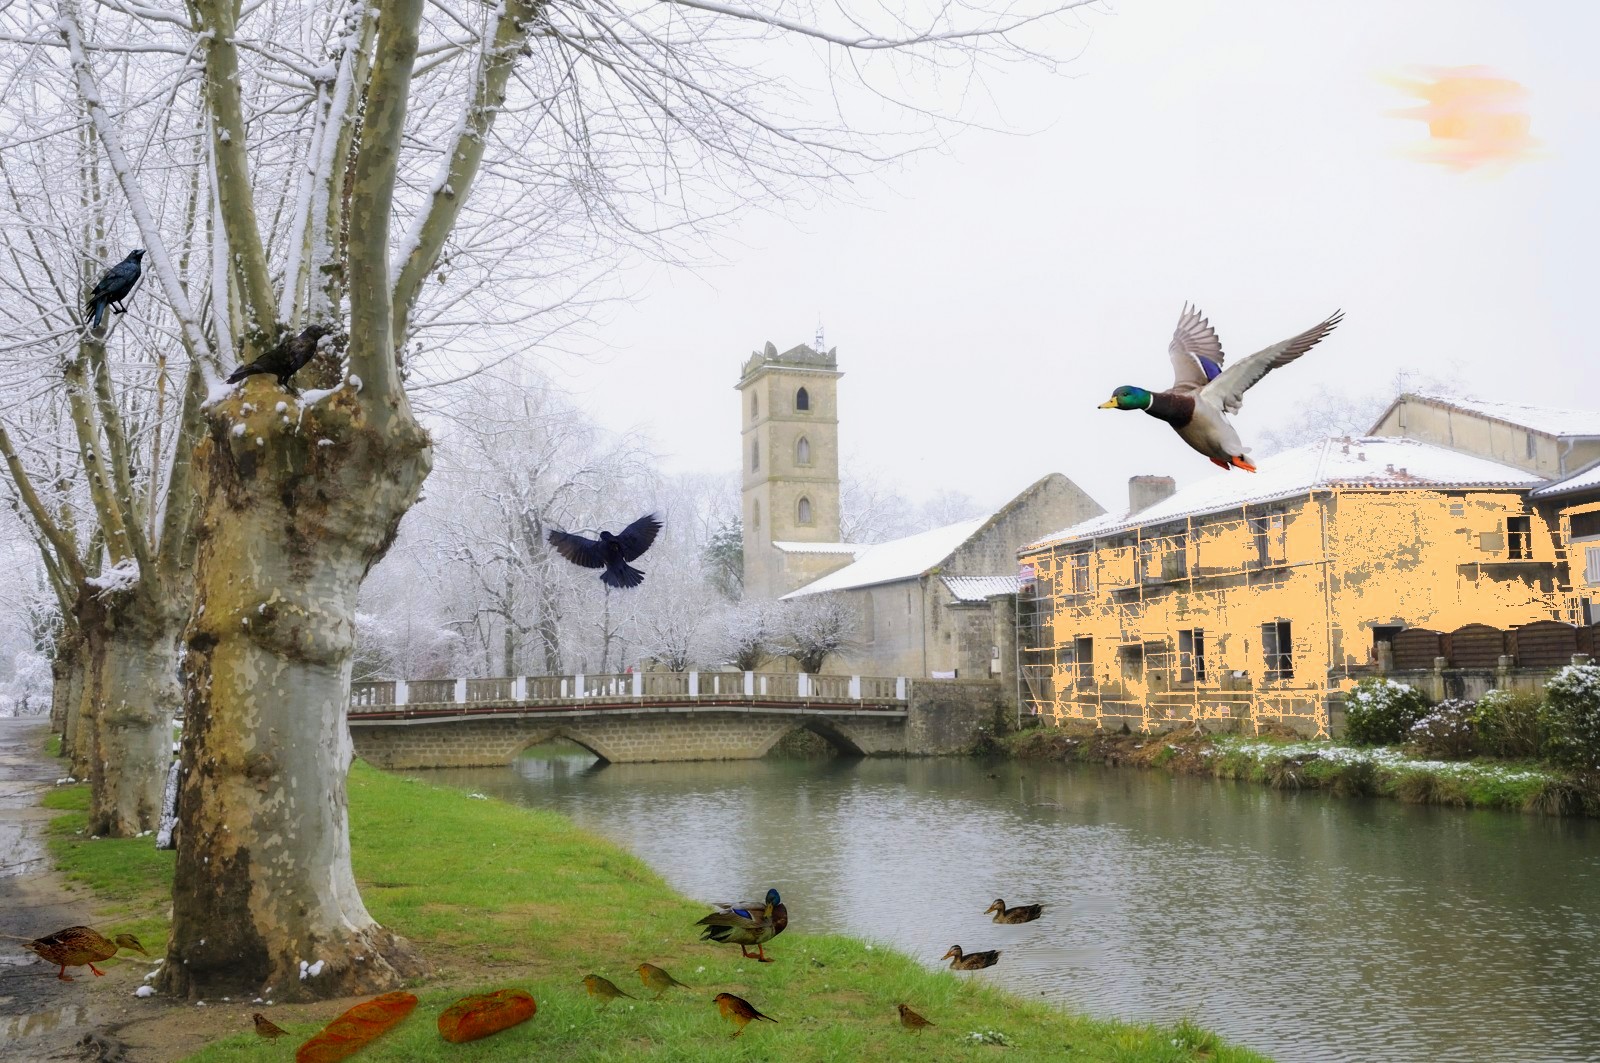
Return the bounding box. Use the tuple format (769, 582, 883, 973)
(1200, 311, 1342, 415)
(1167, 303, 1226, 394)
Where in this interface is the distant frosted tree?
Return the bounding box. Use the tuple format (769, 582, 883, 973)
(778, 595, 861, 674)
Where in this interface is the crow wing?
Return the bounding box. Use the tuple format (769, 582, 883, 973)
(616, 513, 663, 562)
(90, 259, 140, 301)
(1200, 311, 1343, 415)
(1167, 303, 1225, 394)
(547, 529, 607, 569)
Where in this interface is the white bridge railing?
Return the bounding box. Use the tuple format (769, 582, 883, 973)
(349, 671, 909, 714)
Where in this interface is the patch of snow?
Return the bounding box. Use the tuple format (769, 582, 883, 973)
(231, 423, 246, 438)
(467, 792, 488, 800)
(783, 518, 988, 598)
(134, 986, 154, 998)
(299, 959, 326, 980)
(275, 401, 288, 413)
(86, 557, 141, 596)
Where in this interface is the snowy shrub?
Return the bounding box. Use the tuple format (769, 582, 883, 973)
(1542, 665, 1600, 777)
(1343, 678, 1430, 746)
(1407, 699, 1476, 760)
(1470, 689, 1545, 759)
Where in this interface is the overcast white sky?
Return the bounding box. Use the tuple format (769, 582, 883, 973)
(550, 1, 1597, 516)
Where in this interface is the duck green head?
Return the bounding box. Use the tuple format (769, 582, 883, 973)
(765, 888, 781, 906)
(1098, 386, 1152, 411)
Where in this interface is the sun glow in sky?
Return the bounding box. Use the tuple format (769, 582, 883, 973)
(1386, 66, 1539, 172)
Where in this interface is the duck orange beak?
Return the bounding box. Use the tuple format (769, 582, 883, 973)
(1097, 399, 1118, 409)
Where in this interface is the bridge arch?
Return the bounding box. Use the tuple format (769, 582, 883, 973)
(512, 728, 617, 765)
(761, 716, 867, 758)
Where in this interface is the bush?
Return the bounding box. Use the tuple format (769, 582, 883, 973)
(1470, 689, 1545, 759)
(1343, 678, 1430, 746)
(1407, 699, 1476, 759)
(1543, 665, 1600, 778)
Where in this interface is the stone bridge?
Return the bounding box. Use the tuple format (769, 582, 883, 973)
(347, 671, 1005, 768)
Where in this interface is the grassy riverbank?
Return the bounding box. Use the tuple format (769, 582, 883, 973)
(41, 757, 1267, 1062)
(1005, 727, 1599, 816)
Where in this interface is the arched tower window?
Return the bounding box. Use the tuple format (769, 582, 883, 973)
(752, 500, 761, 529)
(795, 436, 811, 465)
(795, 387, 810, 412)
(751, 439, 759, 471)
(797, 496, 813, 525)
(751, 392, 759, 420)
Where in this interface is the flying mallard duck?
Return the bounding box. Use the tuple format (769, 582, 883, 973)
(696, 888, 788, 963)
(941, 945, 1001, 970)
(1099, 305, 1344, 472)
(635, 962, 689, 1000)
(985, 898, 1044, 924)
(582, 974, 636, 1009)
(714, 992, 777, 1038)
(7, 926, 147, 980)
(897, 1003, 936, 1031)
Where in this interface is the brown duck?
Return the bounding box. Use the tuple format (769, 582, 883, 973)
(985, 898, 1044, 924)
(941, 945, 1000, 970)
(897, 1003, 935, 1031)
(9, 926, 147, 981)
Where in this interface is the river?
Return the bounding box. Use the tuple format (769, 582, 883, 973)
(424, 745, 1600, 1063)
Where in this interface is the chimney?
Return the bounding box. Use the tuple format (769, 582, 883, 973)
(1128, 475, 1177, 514)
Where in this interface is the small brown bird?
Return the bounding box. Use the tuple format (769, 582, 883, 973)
(714, 992, 777, 1038)
(7, 926, 147, 981)
(985, 898, 1044, 924)
(942, 945, 1001, 970)
(635, 962, 689, 1000)
(252, 1013, 289, 1039)
(583, 974, 636, 1009)
(897, 1003, 935, 1032)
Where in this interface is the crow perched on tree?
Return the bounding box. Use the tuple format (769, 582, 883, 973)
(225, 324, 331, 393)
(84, 249, 144, 329)
(548, 513, 663, 589)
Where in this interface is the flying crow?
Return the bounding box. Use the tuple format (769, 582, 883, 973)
(85, 250, 144, 329)
(226, 324, 331, 393)
(548, 513, 663, 589)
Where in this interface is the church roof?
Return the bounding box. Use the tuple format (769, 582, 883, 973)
(780, 518, 987, 598)
(942, 575, 1020, 602)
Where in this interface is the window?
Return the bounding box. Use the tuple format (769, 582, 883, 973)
(1525, 431, 1537, 460)
(751, 439, 759, 471)
(1572, 511, 1600, 541)
(752, 500, 760, 530)
(1138, 539, 1155, 581)
(1262, 620, 1294, 681)
(797, 496, 812, 524)
(1075, 637, 1094, 687)
(795, 387, 810, 411)
(1507, 515, 1531, 560)
(1165, 530, 1188, 580)
(795, 436, 811, 465)
(1178, 629, 1206, 683)
(1068, 550, 1090, 594)
(751, 393, 758, 419)
(1587, 546, 1600, 585)
(1250, 513, 1287, 567)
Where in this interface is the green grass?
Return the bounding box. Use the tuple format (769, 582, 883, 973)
(43, 764, 1266, 1063)
(45, 732, 61, 757)
(44, 782, 173, 959)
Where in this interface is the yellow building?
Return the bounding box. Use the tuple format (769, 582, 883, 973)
(1531, 461, 1600, 625)
(1017, 436, 1569, 736)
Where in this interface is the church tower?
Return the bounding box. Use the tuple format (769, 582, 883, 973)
(736, 339, 844, 598)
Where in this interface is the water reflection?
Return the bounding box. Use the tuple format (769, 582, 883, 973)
(423, 745, 1600, 1063)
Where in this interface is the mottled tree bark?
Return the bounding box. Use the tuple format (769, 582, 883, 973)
(52, 637, 86, 769)
(160, 385, 430, 1001)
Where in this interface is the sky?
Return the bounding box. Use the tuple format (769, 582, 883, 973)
(548, 0, 1598, 518)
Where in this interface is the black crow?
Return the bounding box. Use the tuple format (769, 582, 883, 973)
(226, 324, 331, 393)
(548, 513, 663, 589)
(85, 250, 144, 329)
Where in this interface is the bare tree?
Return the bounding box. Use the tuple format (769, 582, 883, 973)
(1255, 369, 1470, 456)
(714, 597, 781, 671)
(14, 0, 1099, 1002)
(777, 594, 860, 674)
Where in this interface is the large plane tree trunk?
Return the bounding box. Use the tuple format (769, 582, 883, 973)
(160, 384, 430, 1001)
(86, 607, 180, 837)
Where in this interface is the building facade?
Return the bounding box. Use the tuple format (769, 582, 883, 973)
(1017, 436, 1571, 736)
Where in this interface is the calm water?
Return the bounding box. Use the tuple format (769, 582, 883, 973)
(425, 748, 1600, 1063)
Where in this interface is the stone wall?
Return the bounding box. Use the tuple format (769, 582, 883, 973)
(905, 680, 1007, 754)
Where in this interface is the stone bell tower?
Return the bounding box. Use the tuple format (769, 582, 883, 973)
(735, 339, 844, 598)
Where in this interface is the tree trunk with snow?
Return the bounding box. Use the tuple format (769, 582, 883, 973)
(160, 384, 431, 1001)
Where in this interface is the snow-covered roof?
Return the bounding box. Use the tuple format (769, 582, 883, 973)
(1530, 459, 1600, 499)
(1027, 436, 1543, 548)
(1380, 394, 1600, 439)
(771, 540, 863, 556)
(782, 517, 987, 598)
(942, 575, 1019, 602)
